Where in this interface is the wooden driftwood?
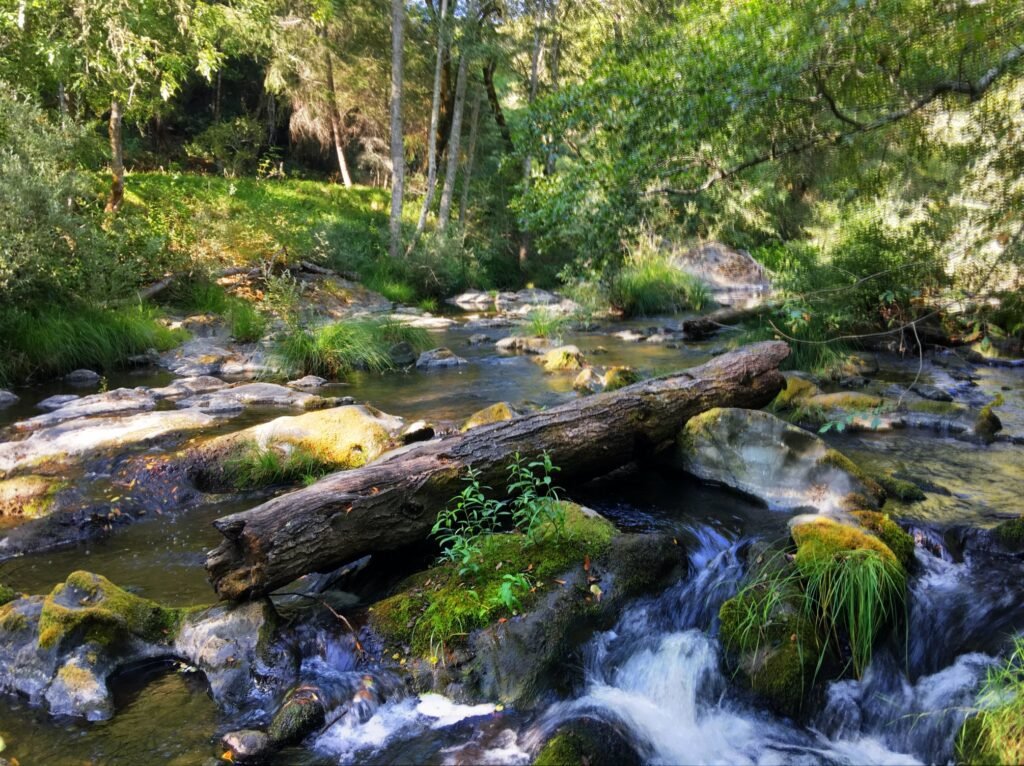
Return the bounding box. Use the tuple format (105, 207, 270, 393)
(681, 301, 777, 339)
(206, 341, 790, 600)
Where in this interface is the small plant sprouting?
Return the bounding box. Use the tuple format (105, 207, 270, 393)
(507, 451, 564, 544)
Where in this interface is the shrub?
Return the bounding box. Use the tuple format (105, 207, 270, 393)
(184, 116, 267, 177)
(0, 305, 185, 386)
(274, 319, 428, 379)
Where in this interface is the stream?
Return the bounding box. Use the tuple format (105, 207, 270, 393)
(1, 312, 1023, 765)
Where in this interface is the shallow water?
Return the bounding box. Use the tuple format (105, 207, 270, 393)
(1, 318, 1023, 764)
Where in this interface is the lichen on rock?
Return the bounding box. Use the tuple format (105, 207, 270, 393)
(460, 402, 517, 432)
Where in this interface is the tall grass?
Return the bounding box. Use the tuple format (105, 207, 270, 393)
(224, 444, 334, 489)
(521, 309, 569, 340)
(960, 635, 1024, 764)
(0, 305, 185, 386)
(161, 278, 266, 342)
(609, 251, 711, 316)
(737, 318, 851, 376)
(274, 319, 429, 379)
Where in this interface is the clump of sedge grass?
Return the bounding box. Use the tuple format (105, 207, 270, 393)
(274, 319, 428, 379)
(609, 235, 712, 316)
(224, 444, 335, 489)
(959, 635, 1024, 764)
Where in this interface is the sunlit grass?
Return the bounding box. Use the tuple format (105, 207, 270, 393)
(274, 319, 429, 379)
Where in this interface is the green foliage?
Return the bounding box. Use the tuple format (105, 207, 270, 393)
(273, 319, 428, 379)
(958, 636, 1024, 765)
(608, 245, 711, 317)
(0, 305, 185, 386)
(184, 116, 267, 177)
(223, 444, 334, 490)
(162, 277, 266, 342)
(432, 451, 564, 575)
(522, 309, 569, 341)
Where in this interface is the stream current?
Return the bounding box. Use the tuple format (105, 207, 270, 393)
(1, 317, 1023, 765)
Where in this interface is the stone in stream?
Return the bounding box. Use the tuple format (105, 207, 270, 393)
(149, 375, 229, 400)
(36, 394, 81, 411)
(15, 388, 157, 431)
(460, 402, 518, 432)
(601, 366, 640, 392)
(536, 345, 585, 372)
(535, 718, 642, 766)
(0, 572, 287, 721)
(677, 408, 883, 513)
(468, 333, 492, 345)
(175, 382, 327, 413)
(495, 335, 552, 354)
(286, 375, 329, 389)
(221, 730, 273, 764)
(64, 369, 101, 385)
(910, 382, 954, 402)
(0, 390, 19, 409)
(573, 367, 603, 394)
(415, 348, 467, 369)
(388, 341, 418, 367)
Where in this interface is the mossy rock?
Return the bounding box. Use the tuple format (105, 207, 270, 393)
(791, 516, 899, 568)
(851, 511, 916, 569)
(871, 472, 926, 503)
(905, 399, 966, 417)
(37, 571, 188, 650)
(0, 475, 66, 518)
(817, 450, 885, 509)
(600, 366, 640, 392)
(772, 374, 822, 409)
(0, 583, 15, 607)
(718, 556, 822, 718)
(975, 396, 1004, 444)
(572, 368, 602, 394)
(369, 502, 616, 659)
(534, 719, 641, 766)
(460, 402, 517, 432)
(268, 686, 326, 746)
(993, 516, 1024, 551)
(537, 346, 585, 372)
(805, 392, 885, 412)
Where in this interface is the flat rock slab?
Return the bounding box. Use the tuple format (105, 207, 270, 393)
(159, 339, 275, 379)
(150, 376, 230, 400)
(36, 394, 81, 411)
(15, 389, 157, 431)
(416, 348, 468, 369)
(0, 409, 224, 474)
(175, 383, 324, 413)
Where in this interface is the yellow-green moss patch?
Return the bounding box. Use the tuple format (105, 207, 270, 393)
(851, 511, 916, 569)
(905, 399, 966, 417)
(806, 392, 884, 411)
(460, 402, 517, 432)
(369, 503, 615, 659)
(772, 375, 822, 409)
(537, 346, 585, 372)
(0, 475, 66, 518)
(37, 571, 191, 650)
(601, 366, 640, 392)
(0, 583, 15, 607)
(818, 449, 884, 505)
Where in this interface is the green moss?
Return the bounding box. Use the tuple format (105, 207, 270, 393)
(601, 366, 640, 392)
(535, 733, 584, 766)
(460, 402, 516, 432)
(976, 394, 1004, 444)
(905, 399, 965, 417)
(0, 583, 14, 607)
(818, 449, 885, 504)
(222, 442, 336, 490)
(0, 601, 28, 632)
(37, 571, 190, 650)
(369, 503, 615, 659)
(771, 375, 821, 409)
(806, 392, 884, 411)
(851, 511, 916, 569)
(871, 472, 926, 503)
(993, 516, 1024, 551)
(538, 347, 584, 372)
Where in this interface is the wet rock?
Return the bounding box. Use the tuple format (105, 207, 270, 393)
(613, 330, 647, 343)
(495, 289, 577, 316)
(910, 383, 954, 402)
(460, 402, 518, 432)
(287, 375, 329, 389)
(839, 375, 870, 389)
(0, 390, 19, 409)
(159, 339, 275, 379)
(0, 475, 63, 518)
(535, 718, 642, 766)
(536, 346, 585, 373)
(834, 353, 879, 379)
(495, 336, 552, 355)
(465, 317, 516, 330)
(389, 341, 418, 367)
(0, 409, 225, 474)
(222, 730, 273, 764)
(64, 369, 101, 385)
(449, 290, 496, 310)
(402, 420, 435, 443)
(36, 394, 80, 411)
(601, 366, 639, 392)
(677, 408, 883, 513)
(149, 376, 229, 400)
(16, 388, 157, 430)
(268, 686, 327, 746)
(190, 405, 404, 489)
(175, 382, 325, 413)
(573, 367, 603, 394)
(468, 333, 492, 345)
(391, 314, 456, 330)
(416, 348, 467, 369)
(974, 396, 1003, 445)
(174, 600, 278, 710)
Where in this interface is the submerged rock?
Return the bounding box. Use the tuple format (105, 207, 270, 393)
(536, 346, 585, 373)
(677, 408, 883, 513)
(64, 369, 101, 385)
(0, 390, 19, 409)
(416, 348, 467, 369)
(36, 394, 80, 411)
(175, 382, 326, 413)
(15, 388, 156, 430)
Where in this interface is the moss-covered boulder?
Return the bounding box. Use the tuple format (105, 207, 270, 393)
(367, 503, 685, 707)
(772, 374, 822, 409)
(975, 395, 1004, 444)
(534, 718, 641, 766)
(677, 408, 882, 513)
(992, 516, 1024, 551)
(0, 475, 65, 519)
(872, 472, 926, 503)
(536, 346, 585, 372)
(601, 366, 640, 392)
(190, 404, 403, 490)
(268, 686, 327, 746)
(460, 402, 518, 432)
(573, 367, 603, 394)
(851, 511, 916, 569)
(0, 583, 15, 607)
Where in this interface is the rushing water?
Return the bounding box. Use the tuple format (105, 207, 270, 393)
(1, 318, 1022, 764)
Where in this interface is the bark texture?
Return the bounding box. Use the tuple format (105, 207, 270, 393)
(105, 99, 124, 213)
(682, 302, 777, 339)
(388, 0, 405, 258)
(206, 341, 790, 600)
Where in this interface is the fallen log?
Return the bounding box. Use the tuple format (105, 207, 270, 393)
(206, 341, 790, 600)
(682, 301, 777, 339)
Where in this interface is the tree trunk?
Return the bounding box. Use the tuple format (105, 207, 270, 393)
(518, 13, 544, 267)
(325, 50, 353, 187)
(105, 99, 124, 213)
(437, 45, 470, 230)
(388, 0, 406, 258)
(407, 0, 450, 254)
(483, 59, 513, 150)
(544, 25, 561, 175)
(458, 86, 482, 223)
(205, 341, 790, 600)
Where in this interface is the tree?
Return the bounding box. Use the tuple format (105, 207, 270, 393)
(389, 0, 406, 258)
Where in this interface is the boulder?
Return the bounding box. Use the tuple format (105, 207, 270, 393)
(495, 336, 552, 355)
(15, 388, 156, 431)
(64, 369, 101, 385)
(286, 375, 329, 389)
(910, 383, 953, 402)
(601, 366, 640, 392)
(677, 408, 883, 513)
(468, 333, 492, 345)
(149, 376, 229, 400)
(535, 718, 642, 766)
(221, 730, 273, 764)
(416, 348, 467, 369)
(573, 368, 603, 394)
(669, 242, 770, 293)
(536, 346, 585, 373)
(175, 382, 325, 413)
(460, 402, 517, 432)
(389, 341, 418, 367)
(0, 390, 19, 409)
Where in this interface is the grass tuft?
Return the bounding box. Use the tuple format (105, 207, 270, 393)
(959, 635, 1024, 764)
(609, 251, 711, 316)
(223, 444, 335, 490)
(274, 319, 428, 379)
